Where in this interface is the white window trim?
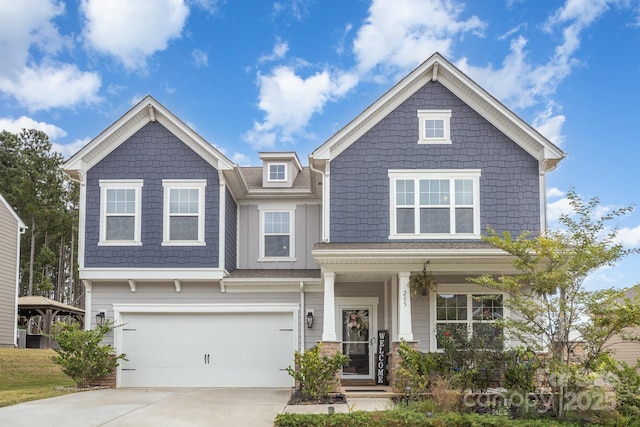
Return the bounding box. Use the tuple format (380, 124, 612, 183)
(428, 290, 509, 352)
(417, 110, 452, 144)
(388, 169, 481, 239)
(98, 180, 143, 246)
(162, 179, 206, 246)
(268, 163, 287, 182)
(258, 204, 296, 261)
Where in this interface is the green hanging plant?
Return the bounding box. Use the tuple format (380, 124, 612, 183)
(409, 261, 438, 296)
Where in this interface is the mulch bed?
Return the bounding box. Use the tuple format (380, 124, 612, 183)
(288, 390, 347, 405)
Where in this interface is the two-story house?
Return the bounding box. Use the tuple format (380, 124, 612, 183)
(0, 194, 26, 347)
(63, 53, 565, 388)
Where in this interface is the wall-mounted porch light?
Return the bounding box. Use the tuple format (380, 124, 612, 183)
(96, 310, 106, 327)
(306, 310, 314, 328)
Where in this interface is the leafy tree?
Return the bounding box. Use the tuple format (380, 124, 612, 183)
(0, 129, 78, 302)
(51, 321, 127, 388)
(469, 189, 640, 420)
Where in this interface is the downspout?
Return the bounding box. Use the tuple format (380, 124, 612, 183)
(308, 155, 328, 242)
(300, 281, 305, 353)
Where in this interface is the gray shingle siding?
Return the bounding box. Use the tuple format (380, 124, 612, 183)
(84, 122, 220, 268)
(330, 81, 540, 242)
(225, 188, 237, 272)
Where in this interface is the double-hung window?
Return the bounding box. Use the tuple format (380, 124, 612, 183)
(434, 293, 504, 350)
(162, 180, 206, 245)
(260, 208, 295, 259)
(418, 110, 451, 144)
(389, 170, 480, 238)
(99, 180, 143, 245)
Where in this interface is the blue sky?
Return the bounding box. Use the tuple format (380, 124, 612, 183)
(1, 0, 639, 290)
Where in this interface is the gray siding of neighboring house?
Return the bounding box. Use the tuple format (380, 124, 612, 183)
(236, 203, 321, 269)
(330, 80, 540, 242)
(225, 189, 237, 272)
(0, 202, 19, 347)
(84, 122, 220, 268)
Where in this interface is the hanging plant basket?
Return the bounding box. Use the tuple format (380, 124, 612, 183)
(409, 261, 438, 296)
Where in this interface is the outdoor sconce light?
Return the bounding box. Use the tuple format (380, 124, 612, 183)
(306, 310, 314, 328)
(96, 311, 106, 327)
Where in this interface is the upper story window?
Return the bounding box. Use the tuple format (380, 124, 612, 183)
(259, 207, 295, 260)
(417, 110, 451, 144)
(268, 163, 287, 182)
(162, 179, 206, 246)
(99, 180, 143, 245)
(389, 170, 480, 239)
(433, 293, 504, 350)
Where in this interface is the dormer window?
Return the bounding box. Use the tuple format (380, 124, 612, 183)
(418, 110, 451, 144)
(268, 163, 287, 182)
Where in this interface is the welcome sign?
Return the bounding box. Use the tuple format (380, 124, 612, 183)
(376, 330, 389, 385)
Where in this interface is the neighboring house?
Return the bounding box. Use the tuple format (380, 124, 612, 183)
(607, 285, 640, 366)
(62, 53, 565, 388)
(0, 194, 26, 347)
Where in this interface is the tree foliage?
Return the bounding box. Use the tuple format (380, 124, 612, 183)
(468, 189, 640, 419)
(51, 321, 127, 388)
(0, 129, 79, 303)
(286, 344, 349, 401)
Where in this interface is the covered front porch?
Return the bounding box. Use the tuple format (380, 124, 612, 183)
(311, 242, 517, 386)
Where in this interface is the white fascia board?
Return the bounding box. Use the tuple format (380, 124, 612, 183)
(79, 268, 226, 281)
(0, 194, 26, 230)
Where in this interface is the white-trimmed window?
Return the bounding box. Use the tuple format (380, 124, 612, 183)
(418, 110, 452, 144)
(389, 170, 480, 239)
(259, 208, 295, 259)
(268, 163, 287, 182)
(99, 180, 143, 245)
(162, 180, 206, 245)
(434, 293, 504, 350)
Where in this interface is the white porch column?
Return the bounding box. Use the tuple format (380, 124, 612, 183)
(322, 272, 337, 341)
(398, 272, 413, 341)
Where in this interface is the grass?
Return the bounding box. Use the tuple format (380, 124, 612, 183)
(0, 348, 76, 407)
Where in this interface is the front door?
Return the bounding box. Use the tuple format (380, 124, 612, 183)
(339, 306, 375, 379)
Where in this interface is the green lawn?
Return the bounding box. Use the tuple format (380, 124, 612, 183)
(0, 348, 76, 407)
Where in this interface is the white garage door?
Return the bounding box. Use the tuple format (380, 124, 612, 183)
(118, 312, 295, 387)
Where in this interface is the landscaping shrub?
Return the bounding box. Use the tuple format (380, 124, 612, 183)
(50, 321, 126, 388)
(286, 344, 349, 401)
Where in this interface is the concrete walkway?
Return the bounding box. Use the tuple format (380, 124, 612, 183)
(0, 388, 393, 426)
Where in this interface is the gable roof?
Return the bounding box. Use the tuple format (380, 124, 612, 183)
(63, 95, 236, 180)
(311, 52, 565, 173)
(0, 193, 26, 231)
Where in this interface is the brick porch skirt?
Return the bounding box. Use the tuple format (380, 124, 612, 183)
(318, 341, 342, 392)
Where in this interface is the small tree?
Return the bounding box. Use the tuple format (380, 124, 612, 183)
(286, 344, 348, 401)
(51, 321, 127, 387)
(469, 189, 640, 420)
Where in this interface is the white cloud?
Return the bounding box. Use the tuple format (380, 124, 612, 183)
(616, 226, 640, 248)
(231, 152, 251, 166)
(0, 116, 67, 139)
(533, 102, 566, 146)
(547, 187, 565, 198)
(244, 66, 358, 149)
(547, 195, 573, 224)
(191, 49, 209, 67)
(0, 0, 101, 111)
(80, 0, 189, 71)
(353, 0, 486, 77)
(52, 137, 91, 160)
(0, 64, 101, 111)
(259, 41, 289, 63)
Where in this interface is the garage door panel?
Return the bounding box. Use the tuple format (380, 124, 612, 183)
(119, 312, 295, 388)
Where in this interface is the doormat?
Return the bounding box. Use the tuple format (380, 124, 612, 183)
(344, 389, 386, 392)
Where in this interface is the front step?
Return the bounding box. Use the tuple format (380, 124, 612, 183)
(340, 385, 397, 398)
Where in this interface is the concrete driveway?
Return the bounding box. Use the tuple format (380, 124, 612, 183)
(0, 388, 291, 427)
